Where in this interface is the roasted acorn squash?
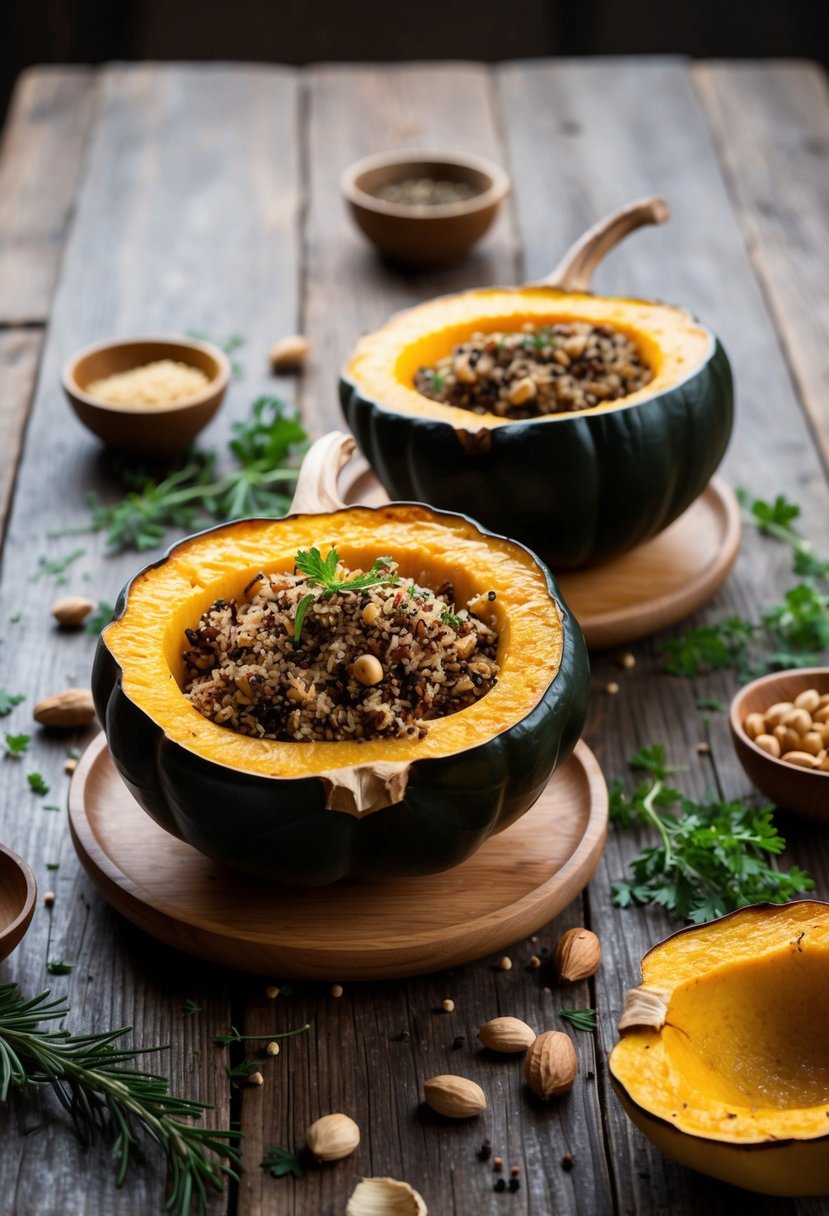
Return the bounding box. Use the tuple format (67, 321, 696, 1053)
(609, 901, 829, 1196)
(340, 197, 734, 570)
(92, 478, 589, 885)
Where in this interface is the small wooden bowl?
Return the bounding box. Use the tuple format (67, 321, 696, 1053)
(730, 668, 829, 821)
(341, 150, 509, 266)
(62, 336, 231, 456)
(0, 843, 36, 962)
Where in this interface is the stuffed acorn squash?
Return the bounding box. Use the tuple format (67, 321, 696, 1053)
(609, 901, 829, 1196)
(340, 197, 734, 570)
(92, 499, 589, 885)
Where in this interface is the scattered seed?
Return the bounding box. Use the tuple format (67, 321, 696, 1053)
(441, 998, 455, 1013)
(330, 983, 344, 998)
(510, 1165, 520, 1177)
(527, 955, 541, 969)
(530, 935, 539, 944)
(508, 1177, 520, 1192)
(619, 652, 636, 670)
(249, 1071, 264, 1087)
(696, 741, 710, 754)
(498, 956, 512, 971)
(266, 1041, 280, 1057)
(561, 1152, 575, 1171)
(493, 1156, 503, 1172)
(43, 891, 55, 906)
(451, 1035, 466, 1051)
(605, 681, 620, 695)
(494, 1178, 507, 1193)
(63, 757, 78, 775)
(477, 1139, 493, 1161)
(264, 985, 280, 999)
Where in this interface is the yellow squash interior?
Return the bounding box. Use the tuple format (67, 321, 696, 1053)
(610, 902, 829, 1143)
(345, 286, 714, 429)
(103, 505, 564, 778)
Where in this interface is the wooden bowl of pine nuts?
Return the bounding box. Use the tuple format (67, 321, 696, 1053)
(730, 668, 829, 821)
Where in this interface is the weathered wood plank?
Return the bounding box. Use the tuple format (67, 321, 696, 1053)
(694, 61, 829, 475)
(498, 56, 829, 1215)
(0, 329, 41, 536)
(0, 68, 97, 325)
(0, 62, 303, 1215)
(238, 62, 613, 1216)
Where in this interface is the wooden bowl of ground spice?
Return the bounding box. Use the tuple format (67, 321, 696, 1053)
(0, 842, 36, 962)
(341, 151, 509, 267)
(63, 335, 231, 456)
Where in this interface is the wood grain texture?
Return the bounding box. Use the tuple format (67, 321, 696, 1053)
(0, 68, 97, 325)
(498, 56, 829, 1216)
(0, 329, 41, 537)
(693, 61, 829, 477)
(0, 63, 303, 1216)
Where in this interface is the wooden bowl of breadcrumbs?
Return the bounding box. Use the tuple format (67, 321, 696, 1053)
(63, 335, 231, 455)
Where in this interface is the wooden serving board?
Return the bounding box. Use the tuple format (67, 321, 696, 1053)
(340, 462, 741, 651)
(68, 733, 607, 981)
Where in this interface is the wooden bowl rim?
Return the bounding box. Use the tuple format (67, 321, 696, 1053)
(0, 842, 37, 948)
(729, 666, 829, 778)
(341, 149, 510, 219)
(61, 335, 232, 417)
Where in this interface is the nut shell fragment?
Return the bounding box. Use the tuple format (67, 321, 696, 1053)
(555, 927, 602, 981)
(347, 1177, 427, 1216)
(51, 595, 95, 628)
(524, 1031, 578, 1099)
(34, 688, 96, 728)
(617, 985, 671, 1032)
(478, 1016, 536, 1053)
(306, 1112, 361, 1161)
(423, 1074, 486, 1118)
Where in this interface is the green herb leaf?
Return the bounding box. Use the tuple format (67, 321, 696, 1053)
(261, 1144, 305, 1179)
(85, 601, 115, 635)
(225, 1058, 258, 1080)
(46, 960, 73, 975)
(27, 773, 50, 796)
(45, 862, 60, 871)
(610, 745, 814, 922)
(559, 1008, 596, 1032)
(292, 593, 315, 646)
(440, 609, 464, 629)
(0, 691, 25, 717)
(29, 548, 86, 584)
(213, 1023, 310, 1047)
(182, 999, 203, 1017)
(0, 982, 240, 1213)
(696, 697, 725, 712)
(4, 733, 30, 757)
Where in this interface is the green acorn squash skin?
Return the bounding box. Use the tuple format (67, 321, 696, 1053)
(340, 339, 733, 571)
(92, 511, 590, 886)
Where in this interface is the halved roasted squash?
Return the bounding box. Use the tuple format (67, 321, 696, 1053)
(609, 901, 829, 1196)
(93, 440, 589, 885)
(340, 197, 734, 569)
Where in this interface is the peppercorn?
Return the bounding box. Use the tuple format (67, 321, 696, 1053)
(493, 1178, 507, 1193)
(477, 1139, 492, 1161)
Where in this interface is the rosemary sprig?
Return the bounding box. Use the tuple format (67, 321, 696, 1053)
(0, 984, 241, 1215)
(559, 1008, 596, 1032)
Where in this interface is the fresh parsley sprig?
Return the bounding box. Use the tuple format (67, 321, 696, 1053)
(292, 547, 399, 644)
(0, 984, 241, 1215)
(610, 745, 814, 923)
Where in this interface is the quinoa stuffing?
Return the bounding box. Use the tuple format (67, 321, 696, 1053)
(414, 321, 653, 418)
(182, 553, 499, 743)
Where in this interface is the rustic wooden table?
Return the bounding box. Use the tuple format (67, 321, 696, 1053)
(0, 57, 828, 1216)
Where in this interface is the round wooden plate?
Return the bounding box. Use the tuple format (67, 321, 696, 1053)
(68, 734, 607, 981)
(340, 461, 741, 651)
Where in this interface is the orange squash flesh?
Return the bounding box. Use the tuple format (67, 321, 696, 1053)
(345, 286, 714, 431)
(103, 505, 564, 779)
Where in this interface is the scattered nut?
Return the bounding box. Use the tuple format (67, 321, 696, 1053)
(248, 1071, 264, 1086)
(441, 998, 455, 1013)
(269, 334, 309, 372)
(266, 1041, 280, 1056)
(619, 652, 636, 670)
(605, 681, 620, 695)
(478, 1016, 536, 1053)
(63, 757, 78, 775)
(493, 1156, 503, 1172)
(264, 984, 280, 999)
(43, 891, 55, 906)
(306, 1112, 361, 1161)
(554, 927, 602, 982)
(330, 983, 344, 998)
(51, 595, 95, 628)
(524, 1031, 578, 1099)
(695, 741, 710, 754)
(527, 954, 541, 969)
(34, 688, 96, 728)
(423, 1074, 486, 1119)
(498, 956, 512, 971)
(346, 1177, 427, 1216)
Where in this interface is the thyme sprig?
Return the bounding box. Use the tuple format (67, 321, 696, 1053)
(0, 984, 241, 1215)
(610, 745, 813, 922)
